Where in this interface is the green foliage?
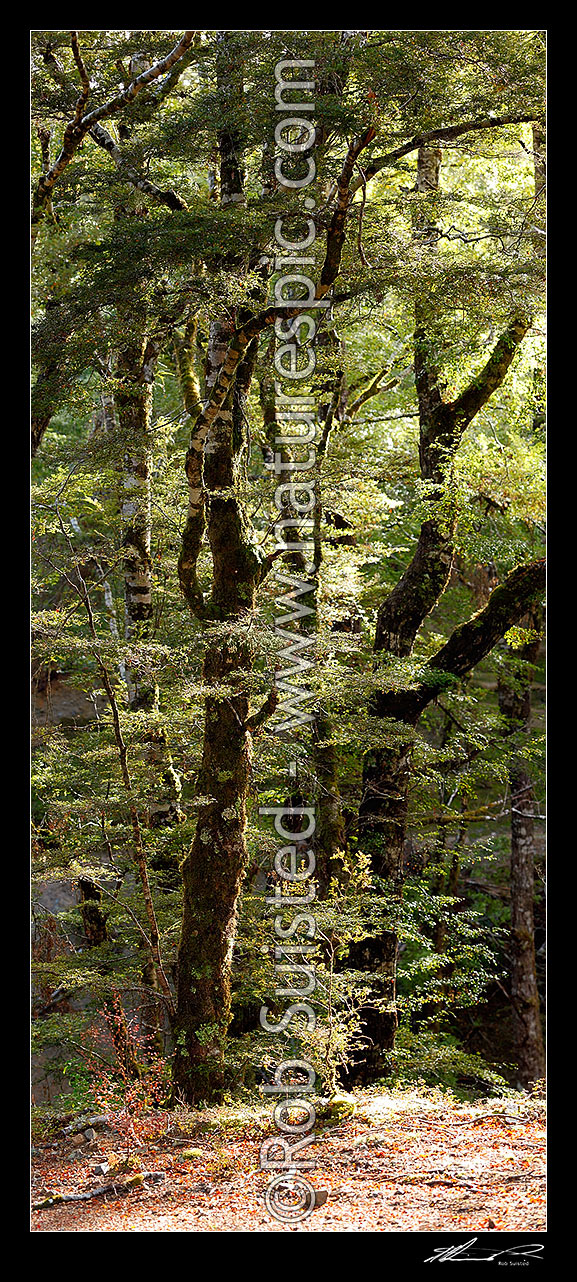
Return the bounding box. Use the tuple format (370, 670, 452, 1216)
(31, 28, 545, 1111)
(387, 1026, 514, 1097)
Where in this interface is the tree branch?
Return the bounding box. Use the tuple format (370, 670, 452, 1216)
(88, 122, 188, 210)
(417, 314, 530, 483)
(245, 686, 279, 734)
(348, 369, 397, 418)
(427, 558, 545, 684)
(375, 308, 530, 659)
(447, 315, 531, 435)
(375, 558, 546, 724)
(32, 30, 196, 248)
(351, 114, 540, 194)
(70, 31, 90, 123)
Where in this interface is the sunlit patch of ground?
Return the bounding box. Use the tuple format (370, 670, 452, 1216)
(31, 1089, 545, 1232)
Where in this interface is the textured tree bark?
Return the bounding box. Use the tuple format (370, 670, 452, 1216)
(173, 381, 264, 1098)
(498, 628, 545, 1087)
(171, 636, 253, 1101)
(171, 36, 370, 1099)
(172, 37, 266, 1101)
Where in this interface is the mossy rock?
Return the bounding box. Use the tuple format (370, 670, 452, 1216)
(316, 1092, 358, 1123)
(181, 1147, 204, 1159)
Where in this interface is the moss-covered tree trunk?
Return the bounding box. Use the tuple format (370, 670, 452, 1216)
(172, 34, 270, 1101)
(498, 627, 545, 1087)
(171, 634, 253, 1099)
(171, 351, 266, 1098)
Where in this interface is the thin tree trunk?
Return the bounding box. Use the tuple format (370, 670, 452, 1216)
(115, 336, 157, 709)
(313, 708, 347, 897)
(310, 369, 347, 896)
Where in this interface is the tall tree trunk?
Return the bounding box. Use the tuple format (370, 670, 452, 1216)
(498, 626, 545, 1087)
(310, 367, 347, 896)
(171, 348, 265, 1096)
(103, 317, 183, 1050)
(172, 33, 269, 1101)
(172, 634, 254, 1100)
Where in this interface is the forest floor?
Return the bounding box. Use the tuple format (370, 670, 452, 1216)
(31, 1088, 545, 1233)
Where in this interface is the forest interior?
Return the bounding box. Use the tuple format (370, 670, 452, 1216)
(30, 28, 546, 1238)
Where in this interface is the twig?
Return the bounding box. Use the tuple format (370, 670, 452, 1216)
(33, 1172, 165, 1210)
